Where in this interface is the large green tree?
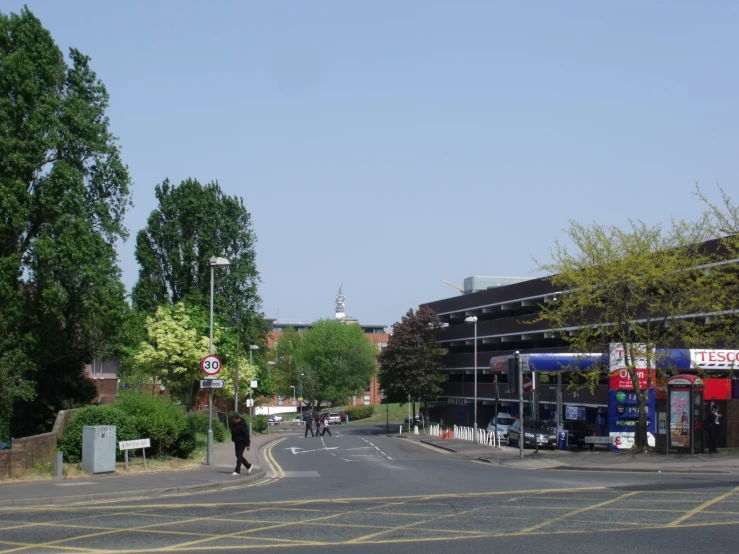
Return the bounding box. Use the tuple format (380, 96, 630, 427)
(297, 320, 377, 408)
(378, 306, 447, 419)
(131, 177, 267, 348)
(536, 218, 734, 449)
(0, 8, 132, 439)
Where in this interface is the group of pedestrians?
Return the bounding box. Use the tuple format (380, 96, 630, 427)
(304, 413, 332, 437)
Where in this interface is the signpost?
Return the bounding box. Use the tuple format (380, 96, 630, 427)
(200, 379, 226, 389)
(201, 354, 222, 466)
(201, 355, 222, 376)
(249, 380, 257, 438)
(119, 438, 151, 471)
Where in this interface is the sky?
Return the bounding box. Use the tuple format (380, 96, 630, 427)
(7, 1, 739, 327)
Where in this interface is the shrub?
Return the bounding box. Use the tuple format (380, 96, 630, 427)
(345, 405, 374, 420)
(58, 405, 138, 463)
(115, 392, 193, 459)
(251, 415, 268, 434)
(187, 412, 210, 434)
(187, 412, 225, 442)
(213, 421, 226, 442)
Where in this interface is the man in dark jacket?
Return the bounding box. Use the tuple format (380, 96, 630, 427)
(231, 414, 253, 475)
(304, 414, 314, 437)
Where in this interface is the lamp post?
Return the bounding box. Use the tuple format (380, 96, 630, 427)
(248, 345, 258, 438)
(300, 373, 304, 416)
(266, 360, 275, 435)
(290, 386, 296, 407)
(207, 256, 230, 466)
(465, 315, 478, 443)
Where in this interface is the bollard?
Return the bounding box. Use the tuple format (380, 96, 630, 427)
(399, 425, 402, 434)
(413, 425, 419, 435)
(53, 451, 63, 479)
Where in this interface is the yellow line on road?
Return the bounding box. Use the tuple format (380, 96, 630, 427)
(518, 491, 640, 534)
(667, 486, 739, 527)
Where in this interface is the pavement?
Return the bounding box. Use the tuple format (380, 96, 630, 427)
(3, 425, 739, 552)
(398, 432, 739, 473)
(0, 430, 300, 506)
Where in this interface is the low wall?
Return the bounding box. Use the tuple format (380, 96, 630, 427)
(0, 408, 80, 479)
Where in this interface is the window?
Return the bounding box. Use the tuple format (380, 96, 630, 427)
(277, 396, 284, 406)
(363, 395, 371, 405)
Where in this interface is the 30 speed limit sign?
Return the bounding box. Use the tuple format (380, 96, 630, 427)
(201, 355, 222, 376)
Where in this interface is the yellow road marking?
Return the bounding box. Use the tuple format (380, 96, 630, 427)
(519, 491, 640, 533)
(667, 486, 739, 527)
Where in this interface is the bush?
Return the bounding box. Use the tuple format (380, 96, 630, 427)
(187, 412, 210, 434)
(186, 412, 226, 442)
(345, 405, 374, 420)
(213, 421, 226, 442)
(251, 415, 268, 434)
(115, 392, 193, 459)
(58, 405, 138, 463)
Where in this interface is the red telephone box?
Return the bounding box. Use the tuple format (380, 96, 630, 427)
(666, 375, 705, 454)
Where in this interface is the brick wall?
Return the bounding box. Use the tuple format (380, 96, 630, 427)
(0, 408, 79, 480)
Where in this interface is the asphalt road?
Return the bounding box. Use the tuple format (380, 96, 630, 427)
(1, 425, 739, 553)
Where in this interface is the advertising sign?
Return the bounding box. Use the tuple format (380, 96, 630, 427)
(565, 406, 587, 421)
(609, 343, 655, 390)
(669, 389, 691, 448)
(690, 349, 739, 369)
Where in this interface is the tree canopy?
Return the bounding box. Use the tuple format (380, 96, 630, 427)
(285, 320, 378, 408)
(378, 306, 447, 417)
(0, 8, 132, 439)
(536, 217, 734, 448)
(131, 177, 267, 347)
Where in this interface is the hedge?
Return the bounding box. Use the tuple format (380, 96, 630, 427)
(345, 405, 374, 420)
(186, 412, 225, 442)
(57, 405, 138, 463)
(116, 393, 194, 458)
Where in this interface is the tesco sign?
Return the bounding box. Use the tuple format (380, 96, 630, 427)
(691, 350, 739, 367)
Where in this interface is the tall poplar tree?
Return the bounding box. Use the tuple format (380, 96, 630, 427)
(0, 8, 132, 438)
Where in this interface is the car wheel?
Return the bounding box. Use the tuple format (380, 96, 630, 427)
(507, 435, 512, 447)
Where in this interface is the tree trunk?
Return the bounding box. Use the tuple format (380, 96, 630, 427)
(636, 393, 648, 450)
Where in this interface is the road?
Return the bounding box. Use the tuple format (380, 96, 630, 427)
(1, 425, 739, 553)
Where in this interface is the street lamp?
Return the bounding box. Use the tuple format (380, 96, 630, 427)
(290, 386, 296, 406)
(300, 373, 304, 416)
(248, 345, 259, 438)
(465, 315, 478, 443)
(207, 256, 229, 466)
(266, 360, 275, 436)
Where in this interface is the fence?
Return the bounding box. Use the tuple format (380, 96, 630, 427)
(428, 424, 499, 448)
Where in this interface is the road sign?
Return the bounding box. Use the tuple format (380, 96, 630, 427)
(250, 380, 258, 388)
(201, 355, 222, 376)
(200, 379, 225, 389)
(119, 438, 151, 451)
(522, 376, 533, 393)
(297, 397, 303, 403)
(585, 436, 614, 444)
(245, 399, 254, 407)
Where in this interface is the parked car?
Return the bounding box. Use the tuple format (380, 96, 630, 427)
(291, 416, 303, 425)
(404, 414, 424, 426)
(507, 419, 558, 448)
(486, 413, 516, 440)
(268, 415, 283, 424)
(327, 412, 341, 424)
(563, 420, 595, 449)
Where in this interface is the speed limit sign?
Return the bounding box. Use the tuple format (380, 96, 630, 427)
(201, 355, 222, 376)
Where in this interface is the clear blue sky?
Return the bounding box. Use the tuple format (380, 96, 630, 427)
(9, 1, 739, 327)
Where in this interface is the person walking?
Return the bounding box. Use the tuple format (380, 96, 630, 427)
(706, 405, 721, 454)
(314, 414, 322, 438)
(322, 416, 332, 437)
(230, 413, 253, 476)
(304, 414, 314, 438)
